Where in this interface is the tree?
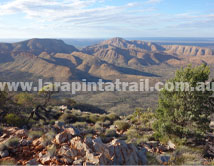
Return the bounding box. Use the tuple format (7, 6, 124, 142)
(0, 91, 7, 108)
(153, 64, 214, 141)
(27, 84, 58, 122)
(14, 92, 35, 108)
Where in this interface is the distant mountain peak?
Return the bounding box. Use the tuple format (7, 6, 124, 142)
(11, 38, 78, 55)
(103, 37, 127, 42)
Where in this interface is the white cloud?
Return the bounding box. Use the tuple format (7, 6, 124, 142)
(0, 0, 213, 38)
(145, 0, 162, 4)
(0, 0, 156, 27)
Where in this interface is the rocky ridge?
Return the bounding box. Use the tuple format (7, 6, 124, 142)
(0, 124, 147, 165)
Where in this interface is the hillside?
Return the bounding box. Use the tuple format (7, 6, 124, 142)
(0, 38, 78, 55)
(0, 38, 161, 81)
(0, 37, 214, 83)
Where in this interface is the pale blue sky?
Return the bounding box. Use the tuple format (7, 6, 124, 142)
(0, 0, 214, 38)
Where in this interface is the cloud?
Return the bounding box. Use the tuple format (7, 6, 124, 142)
(0, 0, 155, 27)
(145, 0, 162, 4)
(0, 0, 213, 38)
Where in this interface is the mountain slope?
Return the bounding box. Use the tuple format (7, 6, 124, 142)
(83, 37, 214, 68)
(163, 45, 214, 56)
(1, 38, 213, 82)
(82, 37, 178, 68)
(0, 38, 78, 56)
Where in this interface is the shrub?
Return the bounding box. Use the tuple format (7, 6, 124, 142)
(125, 114, 133, 121)
(107, 113, 120, 122)
(153, 64, 213, 141)
(4, 113, 24, 127)
(5, 137, 20, 148)
(94, 121, 104, 133)
(125, 128, 138, 138)
(0, 91, 8, 108)
(73, 122, 87, 128)
(124, 128, 139, 143)
(28, 131, 44, 140)
(14, 92, 35, 108)
(103, 120, 111, 127)
(105, 129, 118, 137)
(89, 114, 99, 123)
(59, 113, 77, 123)
(99, 114, 109, 122)
(114, 120, 130, 131)
(80, 113, 90, 122)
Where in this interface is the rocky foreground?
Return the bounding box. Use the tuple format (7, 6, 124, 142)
(0, 123, 147, 165)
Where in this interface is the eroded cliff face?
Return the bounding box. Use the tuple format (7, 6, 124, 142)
(163, 45, 214, 56)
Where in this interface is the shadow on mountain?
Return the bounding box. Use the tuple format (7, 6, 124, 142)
(69, 70, 112, 82)
(0, 53, 14, 64)
(115, 66, 160, 77)
(153, 52, 180, 62)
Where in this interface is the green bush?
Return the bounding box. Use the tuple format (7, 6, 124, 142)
(114, 120, 130, 131)
(4, 113, 24, 127)
(14, 92, 35, 108)
(107, 113, 120, 122)
(5, 137, 20, 148)
(103, 120, 111, 127)
(89, 114, 99, 123)
(80, 113, 90, 122)
(28, 131, 44, 140)
(99, 114, 109, 121)
(125, 128, 138, 137)
(105, 129, 118, 137)
(59, 113, 77, 123)
(94, 121, 104, 133)
(73, 122, 87, 128)
(153, 64, 213, 141)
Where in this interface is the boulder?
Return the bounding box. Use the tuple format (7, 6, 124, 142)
(65, 127, 80, 136)
(60, 156, 73, 164)
(39, 154, 51, 165)
(55, 127, 80, 144)
(55, 131, 71, 144)
(0, 150, 9, 158)
(167, 140, 176, 150)
(15, 129, 27, 138)
(54, 121, 65, 130)
(58, 145, 78, 158)
(108, 139, 147, 165)
(71, 137, 147, 165)
(73, 159, 83, 165)
(32, 137, 44, 146)
(20, 139, 31, 146)
(70, 137, 88, 156)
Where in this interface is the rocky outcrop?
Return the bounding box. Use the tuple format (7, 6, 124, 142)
(0, 126, 147, 165)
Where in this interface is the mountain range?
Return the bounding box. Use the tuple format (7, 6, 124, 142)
(0, 37, 213, 82)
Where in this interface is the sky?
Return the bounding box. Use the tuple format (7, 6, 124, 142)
(0, 0, 214, 38)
